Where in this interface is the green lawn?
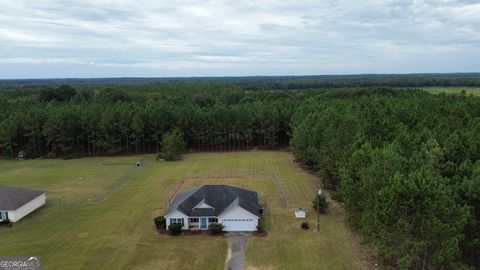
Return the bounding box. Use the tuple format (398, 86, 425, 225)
(0, 151, 371, 270)
(420, 87, 480, 96)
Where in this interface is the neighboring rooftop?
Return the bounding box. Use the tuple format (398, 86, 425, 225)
(167, 185, 260, 217)
(0, 186, 45, 210)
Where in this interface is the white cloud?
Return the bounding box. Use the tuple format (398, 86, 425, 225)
(0, 57, 88, 64)
(0, 0, 478, 78)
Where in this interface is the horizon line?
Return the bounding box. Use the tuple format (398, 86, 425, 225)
(1, 72, 480, 81)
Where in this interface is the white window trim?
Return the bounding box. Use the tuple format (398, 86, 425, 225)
(169, 218, 184, 226)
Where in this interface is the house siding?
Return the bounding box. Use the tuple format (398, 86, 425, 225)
(165, 207, 258, 232)
(165, 210, 189, 230)
(218, 206, 259, 232)
(7, 193, 46, 222)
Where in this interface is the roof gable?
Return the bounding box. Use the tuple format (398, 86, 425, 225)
(165, 210, 189, 218)
(0, 186, 45, 210)
(193, 199, 214, 209)
(218, 204, 260, 219)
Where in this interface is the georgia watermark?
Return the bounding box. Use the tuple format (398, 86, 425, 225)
(0, 257, 40, 270)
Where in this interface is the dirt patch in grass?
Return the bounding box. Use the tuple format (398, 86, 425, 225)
(251, 231, 267, 237)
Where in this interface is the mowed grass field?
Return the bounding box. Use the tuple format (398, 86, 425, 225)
(0, 151, 370, 270)
(420, 87, 480, 96)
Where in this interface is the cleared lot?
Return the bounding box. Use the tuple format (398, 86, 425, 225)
(0, 151, 370, 269)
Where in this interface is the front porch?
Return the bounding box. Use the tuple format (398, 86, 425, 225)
(188, 217, 218, 230)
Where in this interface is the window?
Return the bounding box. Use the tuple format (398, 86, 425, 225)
(208, 218, 218, 223)
(170, 218, 184, 226)
(189, 218, 199, 223)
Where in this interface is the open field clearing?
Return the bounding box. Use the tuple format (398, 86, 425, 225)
(420, 87, 480, 96)
(0, 151, 370, 270)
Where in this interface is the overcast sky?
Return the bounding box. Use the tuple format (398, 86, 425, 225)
(0, 0, 479, 78)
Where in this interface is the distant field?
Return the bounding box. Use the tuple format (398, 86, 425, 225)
(420, 87, 480, 96)
(0, 152, 371, 270)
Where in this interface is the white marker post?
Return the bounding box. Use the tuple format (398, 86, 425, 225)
(317, 185, 322, 232)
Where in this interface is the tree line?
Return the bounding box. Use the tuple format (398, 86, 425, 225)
(2, 73, 480, 90)
(0, 82, 479, 268)
(291, 90, 479, 269)
(0, 84, 294, 158)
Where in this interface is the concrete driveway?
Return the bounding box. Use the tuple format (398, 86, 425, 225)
(225, 233, 249, 270)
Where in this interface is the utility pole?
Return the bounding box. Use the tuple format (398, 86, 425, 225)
(317, 184, 322, 232)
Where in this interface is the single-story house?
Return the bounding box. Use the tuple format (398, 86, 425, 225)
(0, 186, 46, 222)
(165, 185, 261, 232)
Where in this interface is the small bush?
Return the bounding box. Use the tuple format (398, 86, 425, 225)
(329, 190, 342, 202)
(256, 217, 266, 233)
(0, 219, 11, 226)
(155, 152, 165, 161)
(301, 222, 309, 230)
(312, 194, 329, 214)
(208, 223, 224, 235)
(168, 223, 182, 235)
(154, 216, 166, 229)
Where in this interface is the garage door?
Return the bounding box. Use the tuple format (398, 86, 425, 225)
(221, 218, 256, 232)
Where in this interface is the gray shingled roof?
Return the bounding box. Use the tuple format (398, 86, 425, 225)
(0, 186, 45, 210)
(166, 185, 260, 217)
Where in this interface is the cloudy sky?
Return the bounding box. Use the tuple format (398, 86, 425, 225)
(0, 0, 479, 78)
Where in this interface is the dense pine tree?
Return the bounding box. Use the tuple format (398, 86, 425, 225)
(1, 81, 479, 268)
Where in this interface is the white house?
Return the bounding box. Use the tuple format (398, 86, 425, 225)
(165, 185, 261, 232)
(0, 186, 46, 222)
